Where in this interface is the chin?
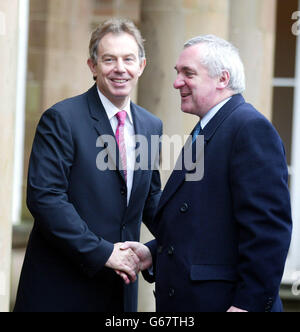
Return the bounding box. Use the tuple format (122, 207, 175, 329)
(181, 107, 196, 115)
(111, 89, 131, 98)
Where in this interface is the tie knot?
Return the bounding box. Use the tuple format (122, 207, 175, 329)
(116, 111, 127, 126)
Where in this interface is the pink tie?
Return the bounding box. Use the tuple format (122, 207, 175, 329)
(115, 111, 127, 181)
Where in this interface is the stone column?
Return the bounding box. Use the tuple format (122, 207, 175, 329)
(43, 0, 93, 109)
(0, 0, 18, 312)
(139, 0, 230, 186)
(138, 0, 230, 312)
(22, 0, 94, 221)
(229, 0, 277, 120)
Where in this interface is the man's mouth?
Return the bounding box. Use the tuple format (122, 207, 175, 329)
(111, 79, 129, 84)
(181, 92, 192, 98)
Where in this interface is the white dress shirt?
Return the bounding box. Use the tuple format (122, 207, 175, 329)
(200, 97, 232, 130)
(97, 88, 135, 205)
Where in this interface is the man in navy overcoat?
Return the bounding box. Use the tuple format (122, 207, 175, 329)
(122, 35, 292, 312)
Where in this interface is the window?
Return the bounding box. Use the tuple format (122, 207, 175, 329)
(272, 0, 300, 280)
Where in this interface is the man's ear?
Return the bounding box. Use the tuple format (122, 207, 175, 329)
(217, 70, 230, 90)
(87, 58, 97, 80)
(138, 58, 147, 77)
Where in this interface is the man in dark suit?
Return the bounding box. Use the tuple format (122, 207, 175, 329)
(14, 18, 162, 312)
(121, 35, 292, 312)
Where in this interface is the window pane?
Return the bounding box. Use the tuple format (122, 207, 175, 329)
(274, 0, 298, 78)
(272, 87, 294, 165)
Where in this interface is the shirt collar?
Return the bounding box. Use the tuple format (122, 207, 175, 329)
(97, 87, 133, 124)
(200, 97, 232, 130)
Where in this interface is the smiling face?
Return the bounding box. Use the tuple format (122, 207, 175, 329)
(88, 32, 146, 109)
(174, 44, 229, 118)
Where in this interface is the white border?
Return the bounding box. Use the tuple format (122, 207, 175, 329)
(286, 0, 300, 274)
(12, 0, 29, 224)
(0, 11, 5, 36)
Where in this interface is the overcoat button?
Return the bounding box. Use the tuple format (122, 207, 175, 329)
(180, 203, 189, 213)
(169, 288, 175, 297)
(168, 246, 174, 256)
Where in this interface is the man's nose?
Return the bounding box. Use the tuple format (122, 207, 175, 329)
(115, 59, 126, 73)
(173, 75, 185, 89)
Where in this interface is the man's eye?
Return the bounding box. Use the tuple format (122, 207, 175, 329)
(186, 72, 194, 77)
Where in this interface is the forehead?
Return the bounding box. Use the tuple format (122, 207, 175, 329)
(98, 32, 139, 55)
(176, 44, 206, 70)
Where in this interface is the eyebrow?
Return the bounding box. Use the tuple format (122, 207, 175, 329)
(101, 53, 137, 59)
(174, 65, 196, 73)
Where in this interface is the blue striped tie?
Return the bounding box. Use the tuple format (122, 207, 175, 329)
(192, 122, 202, 143)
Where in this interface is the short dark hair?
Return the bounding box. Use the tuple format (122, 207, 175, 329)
(89, 18, 145, 65)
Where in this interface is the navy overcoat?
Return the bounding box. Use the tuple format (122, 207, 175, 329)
(145, 94, 292, 312)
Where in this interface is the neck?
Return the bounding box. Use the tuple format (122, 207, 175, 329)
(213, 90, 234, 107)
(110, 96, 130, 110)
(200, 90, 235, 118)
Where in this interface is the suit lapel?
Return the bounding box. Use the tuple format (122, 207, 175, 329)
(87, 84, 126, 183)
(157, 94, 245, 214)
(127, 102, 150, 208)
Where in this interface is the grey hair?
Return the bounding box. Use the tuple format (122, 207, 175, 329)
(89, 18, 145, 65)
(184, 35, 246, 94)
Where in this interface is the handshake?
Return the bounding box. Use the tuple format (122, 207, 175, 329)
(105, 242, 153, 285)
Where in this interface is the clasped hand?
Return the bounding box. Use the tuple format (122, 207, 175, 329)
(105, 242, 152, 285)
